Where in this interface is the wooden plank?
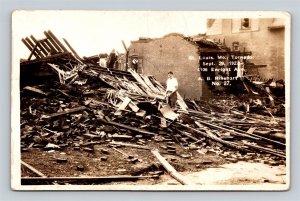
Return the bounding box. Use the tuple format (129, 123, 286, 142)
(21, 175, 158, 182)
(141, 75, 161, 94)
(48, 30, 68, 52)
(110, 141, 150, 150)
(27, 44, 39, 60)
(247, 127, 257, 134)
(114, 97, 131, 115)
(112, 147, 129, 158)
(44, 31, 64, 52)
(62, 38, 81, 59)
(99, 118, 155, 136)
(22, 38, 40, 59)
(178, 130, 201, 142)
(148, 76, 166, 93)
(42, 106, 86, 119)
(198, 120, 285, 146)
(25, 37, 44, 58)
(176, 92, 189, 111)
(128, 69, 156, 95)
(159, 105, 179, 121)
(178, 122, 248, 151)
(243, 142, 286, 158)
(151, 150, 193, 185)
(39, 39, 51, 54)
(21, 160, 47, 178)
(30, 35, 48, 56)
(44, 38, 60, 54)
(23, 86, 49, 96)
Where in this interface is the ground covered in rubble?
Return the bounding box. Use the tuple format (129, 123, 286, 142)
(20, 60, 286, 186)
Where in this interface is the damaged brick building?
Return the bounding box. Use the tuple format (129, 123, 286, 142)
(206, 18, 285, 80)
(127, 33, 214, 100)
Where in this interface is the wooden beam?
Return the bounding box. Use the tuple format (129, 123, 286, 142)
(23, 86, 49, 96)
(110, 141, 150, 150)
(44, 38, 60, 54)
(39, 39, 51, 54)
(99, 118, 155, 136)
(178, 122, 248, 151)
(25, 37, 44, 58)
(27, 44, 39, 60)
(22, 38, 41, 59)
(42, 106, 86, 119)
(243, 142, 286, 158)
(30, 35, 48, 56)
(44, 31, 64, 53)
(62, 38, 81, 59)
(151, 150, 193, 185)
(47, 30, 68, 52)
(21, 175, 158, 183)
(197, 120, 285, 146)
(21, 160, 47, 178)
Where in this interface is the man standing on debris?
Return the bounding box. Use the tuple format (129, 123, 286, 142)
(166, 71, 178, 109)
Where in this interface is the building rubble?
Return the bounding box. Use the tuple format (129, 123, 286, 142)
(20, 31, 286, 185)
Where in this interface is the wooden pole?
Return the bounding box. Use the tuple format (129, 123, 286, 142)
(62, 38, 81, 59)
(44, 31, 64, 52)
(30, 35, 48, 56)
(48, 30, 68, 52)
(21, 160, 47, 178)
(151, 149, 193, 185)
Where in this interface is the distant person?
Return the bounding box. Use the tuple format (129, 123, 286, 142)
(165, 71, 178, 109)
(107, 49, 117, 69)
(131, 58, 139, 72)
(98, 54, 107, 68)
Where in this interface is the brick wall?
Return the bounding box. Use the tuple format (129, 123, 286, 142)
(207, 19, 285, 80)
(129, 35, 204, 99)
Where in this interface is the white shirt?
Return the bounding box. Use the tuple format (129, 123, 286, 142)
(166, 77, 178, 92)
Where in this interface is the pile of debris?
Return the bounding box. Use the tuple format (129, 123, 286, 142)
(20, 31, 286, 185)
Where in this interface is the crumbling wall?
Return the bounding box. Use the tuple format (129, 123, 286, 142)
(129, 35, 204, 99)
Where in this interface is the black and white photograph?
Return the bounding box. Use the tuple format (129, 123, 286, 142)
(11, 11, 290, 190)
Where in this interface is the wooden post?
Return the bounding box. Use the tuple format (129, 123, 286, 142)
(62, 38, 81, 59)
(25, 37, 44, 58)
(22, 38, 41, 59)
(21, 160, 47, 178)
(151, 149, 193, 185)
(44, 38, 60, 54)
(48, 30, 68, 52)
(44, 31, 64, 52)
(30, 35, 48, 56)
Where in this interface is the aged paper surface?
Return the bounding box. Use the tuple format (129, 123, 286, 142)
(11, 11, 290, 190)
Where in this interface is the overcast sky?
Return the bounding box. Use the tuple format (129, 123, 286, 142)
(13, 11, 208, 58)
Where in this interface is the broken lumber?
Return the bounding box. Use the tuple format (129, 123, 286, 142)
(178, 130, 202, 142)
(110, 141, 150, 150)
(242, 142, 286, 158)
(99, 118, 155, 136)
(21, 175, 158, 184)
(42, 106, 86, 119)
(140, 74, 162, 94)
(159, 105, 179, 121)
(151, 149, 193, 185)
(197, 120, 285, 146)
(23, 86, 49, 96)
(178, 122, 248, 151)
(112, 147, 130, 158)
(114, 96, 131, 115)
(21, 160, 47, 178)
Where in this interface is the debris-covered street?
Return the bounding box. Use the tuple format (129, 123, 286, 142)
(19, 30, 286, 186)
